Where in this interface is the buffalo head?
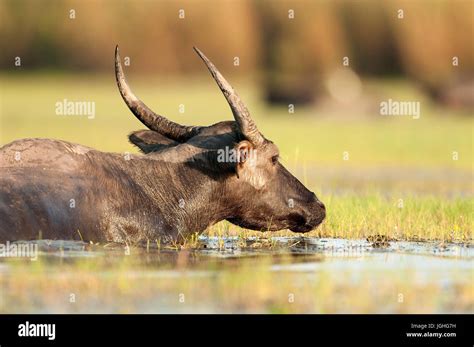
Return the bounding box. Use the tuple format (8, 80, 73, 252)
(115, 46, 325, 233)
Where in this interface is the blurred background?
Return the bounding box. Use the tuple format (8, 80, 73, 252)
(0, 0, 472, 239)
(1, 0, 473, 97)
(1, 0, 473, 98)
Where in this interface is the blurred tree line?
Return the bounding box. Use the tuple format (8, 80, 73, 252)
(0, 0, 472, 106)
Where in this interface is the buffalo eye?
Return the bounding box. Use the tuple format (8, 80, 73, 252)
(271, 155, 279, 165)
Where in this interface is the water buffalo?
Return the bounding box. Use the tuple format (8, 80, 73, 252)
(0, 46, 325, 244)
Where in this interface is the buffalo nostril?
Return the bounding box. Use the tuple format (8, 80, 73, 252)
(317, 201, 326, 211)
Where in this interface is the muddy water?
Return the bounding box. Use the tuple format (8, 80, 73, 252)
(0, 238, 472, 313)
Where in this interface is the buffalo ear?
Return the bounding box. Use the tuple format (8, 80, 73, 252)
(129, 130, 179, 153)
(235, 140, 254, 165)
(234, 141, 264, 188)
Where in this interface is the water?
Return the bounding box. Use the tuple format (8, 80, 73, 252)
(0, 237, 472, 313)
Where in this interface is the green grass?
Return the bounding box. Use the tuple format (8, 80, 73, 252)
(0, 73, 472, 242)
(203, 193, 472, 243)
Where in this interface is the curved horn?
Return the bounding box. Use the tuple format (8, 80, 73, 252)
(115, 45, 200, 142)
(193, 47, 264, 146)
